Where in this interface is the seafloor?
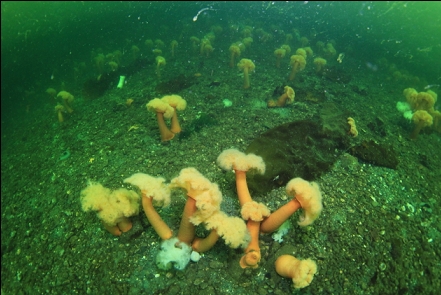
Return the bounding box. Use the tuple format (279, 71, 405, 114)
(1, 43, 440, 295)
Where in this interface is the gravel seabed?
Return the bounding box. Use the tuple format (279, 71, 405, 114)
(2, 43, 440, 295)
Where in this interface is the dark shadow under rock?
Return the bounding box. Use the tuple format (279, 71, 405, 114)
(349, 140, 399, 169)
(245, 116, 348, 195)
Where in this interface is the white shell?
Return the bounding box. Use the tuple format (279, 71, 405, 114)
(190, 251, 201, 262)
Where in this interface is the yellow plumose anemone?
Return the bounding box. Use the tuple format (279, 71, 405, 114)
(275, 255, 318, 289)
(80, 182, 141, 236)
(404, 88, 436, 111)
(229, 44, 241, 68)
(161, 94, 187, 134)
(289, 55, 306, 80)
(313, 57, 327, 73)
(54, 104, 65, 123)
(237, 58, 255, 89)
(295, 48, 307, 59)
(268, 86, 295, 108)
(410, 110, 433, 139)
(274, 48, 286, 68)
(57, 91, 74, 113)
(155, 56, 166, 79)
(146, 98, 175, 141)
(303, 47, 313, 57)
